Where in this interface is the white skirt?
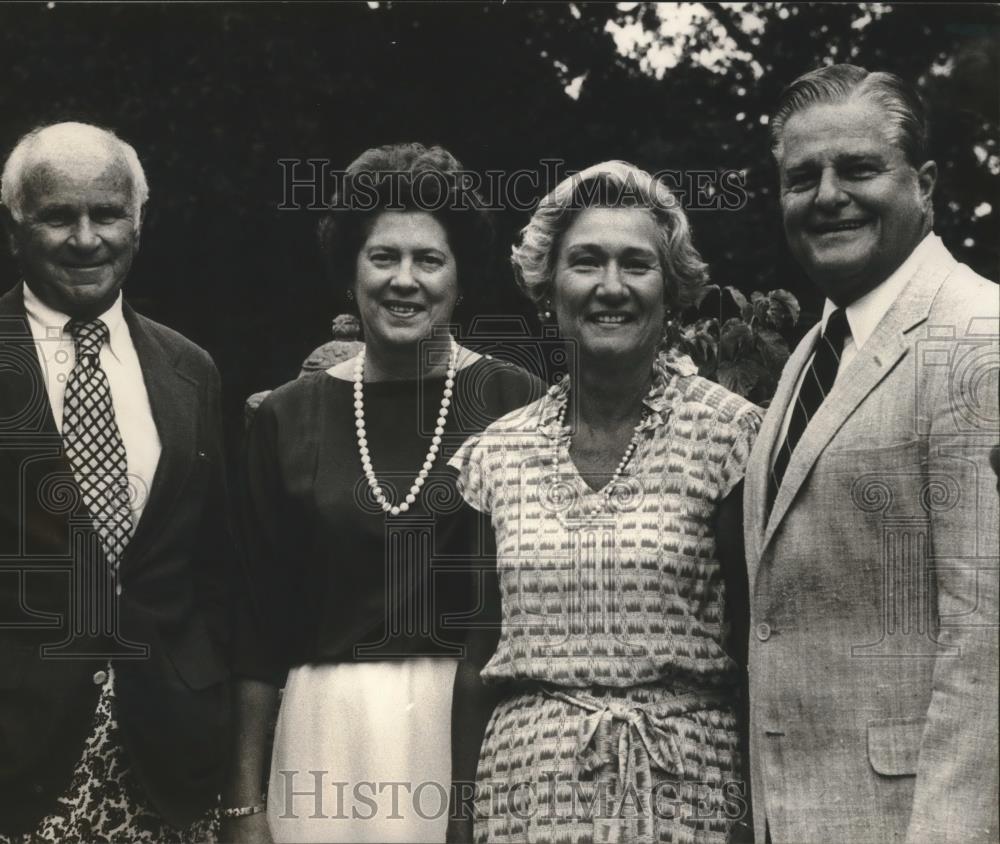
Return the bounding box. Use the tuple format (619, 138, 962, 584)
(267, 659, 457, 843)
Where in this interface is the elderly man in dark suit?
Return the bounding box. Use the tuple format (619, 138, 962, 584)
(0, 122, 233, 841)
(743, 65, 999, 843)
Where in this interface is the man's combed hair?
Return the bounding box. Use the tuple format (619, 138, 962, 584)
(770, 64, 929, 167)
(511, 160, 708, 311)
(317, 142, 493, 294)
(1, 121, 149, 225)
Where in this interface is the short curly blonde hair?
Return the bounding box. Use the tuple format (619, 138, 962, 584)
(511, 160, 707, 311)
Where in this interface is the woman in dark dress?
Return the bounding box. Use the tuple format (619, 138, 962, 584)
(223, 143, 542, 843)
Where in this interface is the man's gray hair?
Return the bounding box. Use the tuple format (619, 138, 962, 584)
(1, 122, 149, 227)
(770, 64, 929, 167)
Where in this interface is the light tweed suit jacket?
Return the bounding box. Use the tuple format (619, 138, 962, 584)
(744, 237, 999, 844)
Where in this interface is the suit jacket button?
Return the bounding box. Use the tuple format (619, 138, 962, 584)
(755, 622, 772, 641)
(32, 783, 44, 795)
(92, 669, 108, 685)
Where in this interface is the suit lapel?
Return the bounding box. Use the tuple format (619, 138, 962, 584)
(0, 283, 62, 439)
(122, 305, 199, 564)
(761, 330, 907, 551)
(1, 286, 201, 566)
(758, 255, 955, 561)
(745, 322, 821, 571)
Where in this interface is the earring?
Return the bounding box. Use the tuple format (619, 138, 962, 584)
(456, 295, 464, 307)
(346, 289, 354, 301)
(658, 311, 678, 349)
(539, 298, 553, 321)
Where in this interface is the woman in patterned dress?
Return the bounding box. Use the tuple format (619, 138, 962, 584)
(447, 161, 761, 844)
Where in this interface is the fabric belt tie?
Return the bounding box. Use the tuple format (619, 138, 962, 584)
(544, 687, 728, 843)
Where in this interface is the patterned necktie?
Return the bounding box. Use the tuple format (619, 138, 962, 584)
(768, 308, 851, 515)
(63, 319, 133, 570)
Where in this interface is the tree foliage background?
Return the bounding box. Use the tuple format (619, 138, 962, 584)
(1, 2, 996, 430)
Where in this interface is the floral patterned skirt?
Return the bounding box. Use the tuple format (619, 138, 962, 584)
(473, 683, 744, 844)
(0, 666, 219, 844)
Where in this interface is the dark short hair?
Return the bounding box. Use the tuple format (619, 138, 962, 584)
(317, 142, 493, 294)
(770, 64, 929, 167)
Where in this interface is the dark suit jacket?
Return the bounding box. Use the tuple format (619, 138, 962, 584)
(0, 283, 234, 833)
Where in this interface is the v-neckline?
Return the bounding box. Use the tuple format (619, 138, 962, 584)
(538, 348, 699, 495)
(556, 420, 646, 496)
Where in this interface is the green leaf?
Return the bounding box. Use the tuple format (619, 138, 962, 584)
(717, 359, 768, 397)
(693, 283, 721, 308)
(766, 289, 802, 328)
(755, 327, 790, 370)
(719, 318, 753, 360)
(724, 285, 752, 321)
(751, 292, 770, 324)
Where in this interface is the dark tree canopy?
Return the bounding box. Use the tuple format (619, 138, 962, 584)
(2, 2, 996, 430)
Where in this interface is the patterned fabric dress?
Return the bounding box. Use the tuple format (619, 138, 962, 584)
(0, 666, 219, 844)
(449, 350, 762, 844)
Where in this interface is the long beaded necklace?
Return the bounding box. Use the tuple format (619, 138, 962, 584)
(554, 388, 647, 501)
(354, 338, 458, 516)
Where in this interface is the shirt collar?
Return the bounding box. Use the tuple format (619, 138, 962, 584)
(22, 282, 127, 362)
(820, 232, 942, 350)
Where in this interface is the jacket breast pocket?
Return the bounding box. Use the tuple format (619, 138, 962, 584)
(867, 716, 925, 776)
(175, 446, 213, 510)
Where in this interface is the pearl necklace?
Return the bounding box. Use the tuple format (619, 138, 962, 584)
(354, 339, 458, 516)
(555, 389, 646, 500)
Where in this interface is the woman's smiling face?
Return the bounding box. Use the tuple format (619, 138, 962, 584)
(552, 206, 666, 365)
(353, 210, 459, 355)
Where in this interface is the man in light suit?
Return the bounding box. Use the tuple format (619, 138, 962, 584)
(0, 123, 232, 840)
(744, 65, 999, 843)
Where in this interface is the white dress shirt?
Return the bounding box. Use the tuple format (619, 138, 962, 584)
(23, 284, 162, 529)
(770, 233, 943, 469)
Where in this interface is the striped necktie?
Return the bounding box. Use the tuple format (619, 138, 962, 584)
(62, 318, 133, 570)
(768, 308, 851, 515)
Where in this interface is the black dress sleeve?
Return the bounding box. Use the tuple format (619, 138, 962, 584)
(232, 395, 295, 686)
